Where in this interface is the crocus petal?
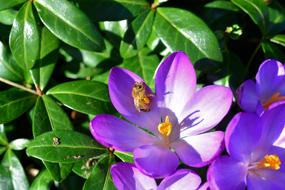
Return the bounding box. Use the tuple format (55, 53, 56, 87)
(110, 163, 157, 190)
(256, 59, 285, 101)
(90, 114, 156, 152)
(258, 105, 285, 151)
(198, 182, 210, 190)
(247, 170, 285, 190)
(207, 156, 247, 190)
(172, 131, 224, 167)
(157, 169, 201, 190)
(108, 67, 161, 133)
(179, 85, 232, 136)
(155, 51, 196, 117)
(134, 144, 179, 178)
(237, 80, 259, 112)
(225, 112, 261, 162)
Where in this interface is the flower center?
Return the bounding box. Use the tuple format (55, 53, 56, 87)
(158, 116, 172, 137)
(257, 154, 281, 170)
(262, 92, 285, 109)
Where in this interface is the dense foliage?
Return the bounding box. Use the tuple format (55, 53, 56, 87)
(0, 0, 285, 189)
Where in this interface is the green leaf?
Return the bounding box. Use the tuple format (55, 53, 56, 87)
(120, 10, 155, 58)
(0, 9, 17, 25)
(154, 7, 222, 63)
(26, 130, 106, 163)
(262, 41, 285, 62)
(34, 0, 104, 51)
(47, 80, 115, 115)
(77, 0, 150, 21)
(9, 138, 30, 150)
(121, 48, 159, 88)
(83, 155, 116, 190)
(1, 149, 29, 190)
(31, 27, 60, 90)
(268, 2, 285, 35)
(72, 155, 107, 179)
(32, 95, 73, 181)
(0, 41, 23, 82)
(0, 0, 26, 11)
(0, 147, 6, 155)
(0, 88, 37, 123)
(30, 170, 53, 190)
(270, 34, 285, 47)
(0, 124, 8, 145)
(32, 96, 73, 137)
(231, 0, 269, 35)
(9, 1, 40, 70)
(43, 162, 73, 182)
(205, 1, 239, 11)
(99, 20, 128, 47)
(114, 151, 133, 163)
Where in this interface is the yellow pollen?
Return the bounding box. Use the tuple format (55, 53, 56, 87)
(257, 154, 281, 170)
(262, 92, 285, 109)
(158, 116, 172, 137)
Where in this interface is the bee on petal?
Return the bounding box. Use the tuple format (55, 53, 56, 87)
(132, 82, 152, 112)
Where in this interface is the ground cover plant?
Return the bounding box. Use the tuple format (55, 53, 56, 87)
(0, 0, 285, 189)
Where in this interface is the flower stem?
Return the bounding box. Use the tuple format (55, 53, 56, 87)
(0, 77, 38, 95)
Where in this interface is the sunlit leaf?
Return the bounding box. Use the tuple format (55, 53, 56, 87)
(34, 0, 105, 51)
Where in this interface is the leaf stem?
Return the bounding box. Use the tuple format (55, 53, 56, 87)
(0, 77, 38, 95)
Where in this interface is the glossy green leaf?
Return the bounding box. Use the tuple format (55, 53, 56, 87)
(0, 9, 17, 25)
(121, 48, 159, 88)
(0, 88, 37, 124)
(43, 162, 73, 182)
(32, 96, 73, 181)
(47, 80, 115, 115)
(268, 2, 285, 35)
(120, 10, 155, 58)
(270, 34, 285, 47)
(154, 7, 222, 63)
(0, 124, 8, 145)
(26, 130, 106, 163)
(83, 155, 116, 190)
(9, 138, 30, 150)
(34, 0, 104, 51)
(31, 27, 60, 90)
(262, 41, 285, 62)
(30, 170, 53, 190)
(231, 0, 269, 35)
(0, 41, 23, 82)
(205, 1, 239, 11)
(99, 20, 128, 47)
(81, 40, 114, 68)
(0, 0, 26, 11)
(77, 0, 150, 21)
(32, 96, 73, 137)
(0, 147, 6, 155)
(9, 1, 40, 70)
(72, 154, 107, 179)
(1, 149, 29, 190)
(114, 151, 133, 163)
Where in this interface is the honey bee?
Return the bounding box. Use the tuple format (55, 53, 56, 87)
(132, 82, 152, 112)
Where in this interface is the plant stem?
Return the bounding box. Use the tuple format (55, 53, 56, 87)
(0, 77, 38, 95)
(244, 40, 262, 78)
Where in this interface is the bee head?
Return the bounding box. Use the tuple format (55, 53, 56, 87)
(134, 82, 144, 90)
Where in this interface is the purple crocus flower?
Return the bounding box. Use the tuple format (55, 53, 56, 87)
(208, 105, 285, 190)
(111, 162, 202, 190)
(237, 59, 285, 115)
(90, 51, 233, 178)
